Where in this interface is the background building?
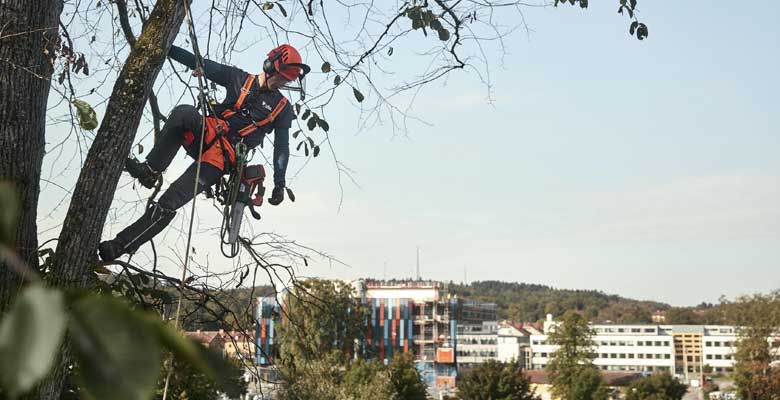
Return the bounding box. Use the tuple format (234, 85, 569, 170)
(529, 314, 747, 384)
(356, 279, 461, 397)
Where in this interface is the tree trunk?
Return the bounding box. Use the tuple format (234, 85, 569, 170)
(31, 0, 186, 398)
(0, 0, 64, 311)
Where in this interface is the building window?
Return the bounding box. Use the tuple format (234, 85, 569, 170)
(664, 341, 670, 346)
(706, 341, 712, 346)
(637, 342, 643, 346)
(618, 328, 625, 333)
(619, 354, 626, 359)
(707, 355, 713, 360)
(610, 354, 617, 359)
(645, 328, 656, 333)
(638, 354, 644, 359)
(665, 354, 670, 359)
(628, 354, 635, 359)
(715, 355, 723, 360)
(619, 341, 626, 346)
(645, 341, 653, 346)
(632, 328, 641, 333)
(654, 341, 662, 346)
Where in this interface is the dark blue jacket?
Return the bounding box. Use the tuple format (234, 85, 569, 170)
(169, 45, 293, 187)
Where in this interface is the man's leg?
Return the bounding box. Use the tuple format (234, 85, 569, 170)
(126, 105, 204, 188)
(98, 161, 224, 261)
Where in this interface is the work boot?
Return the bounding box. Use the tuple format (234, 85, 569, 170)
(98, 239, 126, 262)
(125, 158, 160, 189)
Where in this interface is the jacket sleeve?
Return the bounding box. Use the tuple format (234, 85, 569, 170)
(272, 126, 290, 187)
(272, 104, 294, 187)
(168, 45, 233, 87)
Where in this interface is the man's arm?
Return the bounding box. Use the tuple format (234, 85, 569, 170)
(272, 125, 290, 188)
(168, 45, 233, 87)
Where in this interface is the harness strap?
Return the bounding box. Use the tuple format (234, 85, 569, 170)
(221, 74, 256, 119)
(237, 97, 288, 137)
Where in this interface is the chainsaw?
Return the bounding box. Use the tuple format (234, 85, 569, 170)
(226, 164, 265, 245)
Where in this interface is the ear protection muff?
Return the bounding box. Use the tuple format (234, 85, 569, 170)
(262, 51, 283, 77)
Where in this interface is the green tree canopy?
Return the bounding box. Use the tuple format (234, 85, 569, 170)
(721, 291, 780, 399)
(546, 311, 607, 400)
(456, 359, 538, 400)
(625, 372, 687, 400)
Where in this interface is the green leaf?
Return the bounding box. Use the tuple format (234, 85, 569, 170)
(285, 187, 296, 202)
(313, 146, 320, 157)
(72, 99, 98, 130)
(0, 182, 19, 246)
(430, 18, 442, 31)
(294, 103, 301, 115)
(277, 2, 288, 17)
(438, 28, 450, 42)
(307, 137, 315, 148)
(353, 87, 365, 103)
(69, 295, 162, 400)
(321, 61, 331, 73)
(317, 118, 330, 132)
(301, 109, 311, 120)
(137, 143, 144, 154)
(630, 21, 638, 35)
(304, 143, 309, 157)
(334, 75, 341, 85)
(296, 141, 303, 151)
(0, 284, 67, 398)
(307, 116, 317, 131)
(637, 23, 648, 40)
(292, 129, 301, 139)
(262, 2, 274, 10)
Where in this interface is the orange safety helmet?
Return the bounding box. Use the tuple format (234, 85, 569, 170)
(263, 44, 310, 81)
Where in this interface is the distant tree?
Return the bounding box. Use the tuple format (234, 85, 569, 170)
(387, 353, 428, 400)
(625, 372, 687, 400)
(565, 368, 609, 400)
(664, 308, 702, 325)
(276, 279, 369, 364)
(721, 291, 780, 400)
(275, 280, 427, 399)
(341, 357, 394, 400)
(456, 359, 538, 400)
(546, 311, 607, 400)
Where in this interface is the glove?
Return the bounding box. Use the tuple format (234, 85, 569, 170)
(268, 185, 285, 206)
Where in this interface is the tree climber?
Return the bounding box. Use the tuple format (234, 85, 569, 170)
(98, 43, 310, 262)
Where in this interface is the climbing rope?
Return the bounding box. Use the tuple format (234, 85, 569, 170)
(161, 0, 213, 398)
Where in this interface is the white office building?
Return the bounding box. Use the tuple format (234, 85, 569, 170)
(529, 314, 762, 383)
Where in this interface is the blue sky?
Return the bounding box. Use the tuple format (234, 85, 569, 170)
(41, 1, 779, 306)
